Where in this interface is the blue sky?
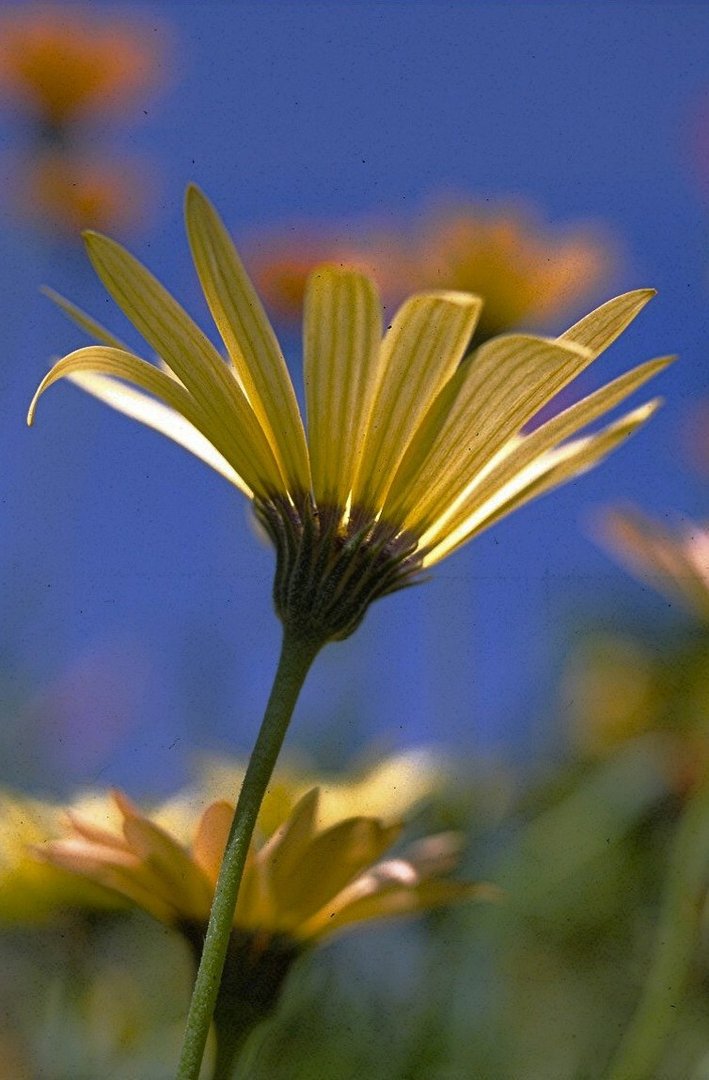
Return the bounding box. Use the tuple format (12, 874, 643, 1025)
(1, 1, 708, 795)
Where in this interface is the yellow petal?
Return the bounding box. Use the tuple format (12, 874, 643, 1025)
(384, 335, 593, 531)
(559, 289, 655, 356)
(234, 843, 274, 930)
(67, 371, 251, 495)
(40, 839, 174, 922)
(83, 230, 284, 496)
(258, 788, 320, 884)
(41, 287, 130, 350)
(351, 291, 482, 510)
(304, 878, 491, 939)
(425, 399, 661, 565)
(185, 185, 311, 494)
(268, 816, 401, 929)
(28, 345, 264, 496)
(121, 813, 213, 920)
(304, 266, 382, 505)
(420, 355, 673, 561)
(191, 801, 234, 885)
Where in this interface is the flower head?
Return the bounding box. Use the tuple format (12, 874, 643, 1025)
(0, 6, 163, 130)
(39, 787, 487, 948)
(399, 201, 613, 343)
(598, 508, 709, 621)
(29, 186, 670, 644)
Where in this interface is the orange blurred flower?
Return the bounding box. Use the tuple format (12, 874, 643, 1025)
(406, 201, 614, 343)
(13, 149, 152, 235)
(0, 4, 164, 130)
(248, 199, 614, 341)
(248, 228, 406, 322)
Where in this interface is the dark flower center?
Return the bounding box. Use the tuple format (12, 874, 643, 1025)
(254, 493, 425, 643)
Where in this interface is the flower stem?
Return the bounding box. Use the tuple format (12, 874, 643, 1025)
(604, 770, 709, 1080)
(176, 628, 324, 1080)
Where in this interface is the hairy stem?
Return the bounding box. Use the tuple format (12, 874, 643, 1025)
(176, 628, 323, 1079)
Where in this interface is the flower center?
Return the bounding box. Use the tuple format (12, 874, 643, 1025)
(254, 493, 424, 643)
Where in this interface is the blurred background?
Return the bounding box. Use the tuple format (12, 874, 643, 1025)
(1, 2, 708, 1078)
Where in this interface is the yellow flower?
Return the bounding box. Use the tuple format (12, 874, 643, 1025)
(29, 186, 670, 643)
(0, 6, 163, 129)
(0, 789, 124, 922)
(38, 788, 488, 944)
(598, 508, 709, 620)
(194, 746, 446, 837)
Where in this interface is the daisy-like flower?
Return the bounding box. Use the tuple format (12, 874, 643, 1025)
(599, 508, 709, 621)
(39, 788, 488, 1073)
(29, 186, 669, 646)
(39, 787, 482, 945)
(0, 6, 163, 132)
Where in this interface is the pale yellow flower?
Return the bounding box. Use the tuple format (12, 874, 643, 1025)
(599, 508, 709, 620)
(194, 746, 446, 836)
(0, 789, 123, 922)
(39, 788, 487, 944)
(29, 186, 669, 642)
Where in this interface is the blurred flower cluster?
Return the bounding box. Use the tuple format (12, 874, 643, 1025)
(0, 4, 170, 236)
(248, 198, 615, 346)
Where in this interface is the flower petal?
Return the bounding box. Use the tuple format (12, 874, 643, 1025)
(559, 289, 655, 355)
(39, 839, 174, 922)
(598, 509, 709, 619)
(41, 286, 129, 350)
(28, 345, 264, 495)
(424, 398, 662, 565)
(258, 788, 320, 883)
(303, 266, 382, 505)
(185, 185, 311, 494)
(303, 878, 493, 939)
(351, 291, 482, 510)
(67, 371, 251, 494)
(191, 801, 234, 885)
(121, 812, 213, 920)
(383, 335, 593, 531)
(268, 816, 401, 929)
(419, 355, 673, 561)
(82, 230, 284, 495)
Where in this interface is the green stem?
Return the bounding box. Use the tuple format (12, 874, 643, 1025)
(176, 628, 323, 1080)
(604, 771, 709, 1080)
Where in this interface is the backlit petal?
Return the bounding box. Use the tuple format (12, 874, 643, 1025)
(424, 399, 661, 565)
(83, 230, 284, 495)
(384, 335, 593, 531)
(304, 266, 382, 504)
(185, 185, 311, 494)
(352, 291, 482, 510)
(420, 355, 673, 562)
